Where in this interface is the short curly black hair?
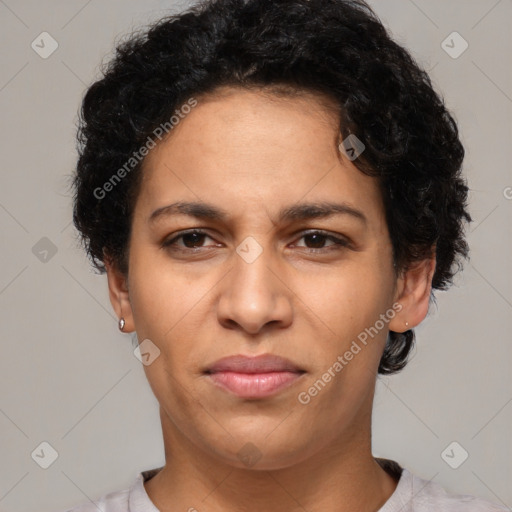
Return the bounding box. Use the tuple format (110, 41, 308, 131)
(72, 0, 472, 375)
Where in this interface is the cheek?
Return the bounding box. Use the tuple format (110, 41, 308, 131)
(297, 259, 389, 335)
(127, 251, 213, 379)
(128, 248, 205, 337)
(294, 258, 394, 400)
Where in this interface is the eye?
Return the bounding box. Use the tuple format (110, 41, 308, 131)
(292, 230, 350, 252)
(162, 229, 217, 251)
(161, 229, 351, 254)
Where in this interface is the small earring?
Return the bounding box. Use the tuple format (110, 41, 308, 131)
(405, 321, 409, 327)
(118, 318, 125, 331)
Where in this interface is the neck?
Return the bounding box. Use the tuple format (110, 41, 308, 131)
(144, 407, 399, 512)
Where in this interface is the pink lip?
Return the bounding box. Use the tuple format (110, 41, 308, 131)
(205, 354, 305, 399)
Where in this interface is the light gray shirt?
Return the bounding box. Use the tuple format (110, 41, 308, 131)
(63, 462, 509, 511)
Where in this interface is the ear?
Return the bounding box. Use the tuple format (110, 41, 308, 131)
(388, 252, 436, 333)
(104, 256, 135, 333)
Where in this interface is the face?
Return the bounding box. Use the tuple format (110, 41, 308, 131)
(107, 86, 429, 470)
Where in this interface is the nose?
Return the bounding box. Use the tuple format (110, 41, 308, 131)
(216, 241, 293, 336)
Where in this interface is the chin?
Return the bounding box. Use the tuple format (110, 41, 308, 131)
(204, 432, 319, 471)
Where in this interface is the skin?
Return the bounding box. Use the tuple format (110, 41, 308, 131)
(105, 86, 436, 512)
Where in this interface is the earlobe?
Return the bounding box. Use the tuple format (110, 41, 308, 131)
(104, 257, 135, 333)
(389, 255, 436, 333)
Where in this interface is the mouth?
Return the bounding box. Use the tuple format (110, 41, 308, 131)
(204, 354, 306, 399)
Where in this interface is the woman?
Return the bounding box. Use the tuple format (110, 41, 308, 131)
(67, 0, 506, 510)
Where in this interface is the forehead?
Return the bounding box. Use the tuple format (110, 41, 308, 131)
(142, 85, 341, 172)
(136, 87, 384, 226)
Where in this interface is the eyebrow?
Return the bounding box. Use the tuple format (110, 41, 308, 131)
(149, 200, 367, 226)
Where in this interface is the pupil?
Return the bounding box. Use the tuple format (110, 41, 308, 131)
(183, 233, 204, 248)
(306, 234, 324, 248)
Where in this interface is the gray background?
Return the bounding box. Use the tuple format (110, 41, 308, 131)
(0, 1, 511, 510)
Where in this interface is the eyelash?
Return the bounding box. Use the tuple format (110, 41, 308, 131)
(161, 229, 351, 254)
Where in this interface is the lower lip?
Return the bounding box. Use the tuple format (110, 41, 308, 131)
(207, 371, 304, 398)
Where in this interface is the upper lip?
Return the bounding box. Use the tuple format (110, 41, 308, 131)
(205, 354, 304, 374)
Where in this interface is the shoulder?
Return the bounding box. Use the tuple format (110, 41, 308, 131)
(395, 467, 509, 511)
(59, 489, 130, 512)
(59, 467, 162, 512)
(60, 487, 130, 512)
